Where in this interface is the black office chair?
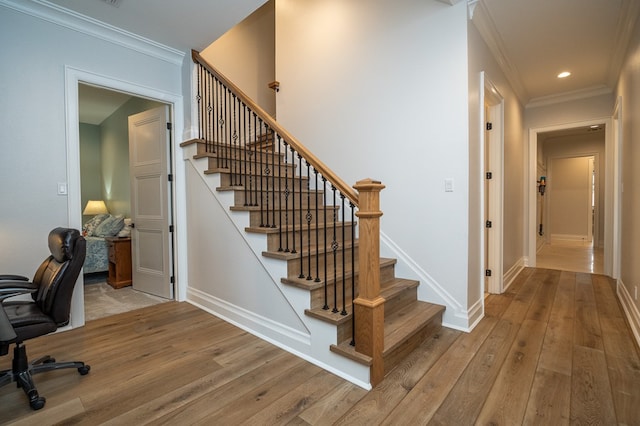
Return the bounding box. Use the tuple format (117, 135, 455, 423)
(0, 227, 90, 410)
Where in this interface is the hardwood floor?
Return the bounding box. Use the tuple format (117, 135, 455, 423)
(536, 240, 604, 274)
(2, 268, 639, 425)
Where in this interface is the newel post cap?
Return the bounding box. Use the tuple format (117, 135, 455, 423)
(353, 178, 385, 192)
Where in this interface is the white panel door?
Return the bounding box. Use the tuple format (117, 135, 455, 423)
(128, 106, 172, 299)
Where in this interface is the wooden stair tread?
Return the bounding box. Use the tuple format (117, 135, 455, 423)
(303, 276, 420, 326)
(329, 301, 444, 368)
(231, 205, 339, 213)
(330, 341, 372, 366)
(216, 185, 318, 194)
(383, 301, 444, 356)
(245, 221, 356, 235)
(281, 258, 397, 289)
(261, 240, 358, 261)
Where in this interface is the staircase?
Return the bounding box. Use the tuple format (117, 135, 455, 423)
(183, 50, 445, 387)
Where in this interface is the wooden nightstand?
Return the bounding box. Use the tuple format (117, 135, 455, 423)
(106, 237, 132, 288)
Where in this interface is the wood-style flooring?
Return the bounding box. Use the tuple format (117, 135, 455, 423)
(2, 268, 639, 425)
(536, 241, 604, 274)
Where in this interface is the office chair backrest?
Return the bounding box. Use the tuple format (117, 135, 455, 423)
(31, 228, 86, 326)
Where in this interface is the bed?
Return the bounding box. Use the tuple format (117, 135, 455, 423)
(81, 214, 128, 274)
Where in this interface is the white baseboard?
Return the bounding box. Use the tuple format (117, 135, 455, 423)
(617, 279, 640, 349)
(550, 234, 591, 243)
(503, 258, 525, 292)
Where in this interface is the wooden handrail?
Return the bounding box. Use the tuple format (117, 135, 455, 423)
(192, 50, 359, 206)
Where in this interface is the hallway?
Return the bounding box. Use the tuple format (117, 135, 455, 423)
(536, 241, 604, 275)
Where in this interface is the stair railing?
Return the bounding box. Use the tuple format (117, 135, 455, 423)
(192, 50, 385, 385)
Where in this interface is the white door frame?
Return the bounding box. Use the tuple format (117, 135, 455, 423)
(612, 97, 623, 279)
(480, 72, 504, 294)
(527, 117, 617, 277)
(64, 66, 187, 329)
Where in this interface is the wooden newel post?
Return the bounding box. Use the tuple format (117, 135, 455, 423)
(353, 178, 385, 386)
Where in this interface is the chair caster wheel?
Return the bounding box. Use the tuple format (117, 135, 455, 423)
(78, 365, 90, 375)
(30, 396, 46, 410)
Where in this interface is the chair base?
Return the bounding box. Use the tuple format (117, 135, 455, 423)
(0, 343, 90, 410)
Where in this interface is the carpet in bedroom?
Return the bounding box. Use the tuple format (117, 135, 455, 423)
(84, 281, 168, 321)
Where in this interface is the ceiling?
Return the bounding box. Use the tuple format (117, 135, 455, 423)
(56, 0, 638, 124)
(471, 0, 638, 106)
(45, 0, 267, 52)
(79, 84, 131, 125)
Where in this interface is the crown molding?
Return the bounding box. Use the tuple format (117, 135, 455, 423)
(0, 0, 185, 66)
(607, 0, 640, 88)
(525, 85, 613, 109)
(469, 0, 529, 105)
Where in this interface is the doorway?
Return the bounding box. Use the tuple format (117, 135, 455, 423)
(536, 154, 603, 274)
(528, 119, 616, 277)
(78, 85, 174, 320)
(481, 73, 504, 294)
(65, 67, 185, 329)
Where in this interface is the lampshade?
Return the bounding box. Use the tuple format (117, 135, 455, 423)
(83, 200, 109, 215)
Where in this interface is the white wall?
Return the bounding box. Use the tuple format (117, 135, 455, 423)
(0, 4, 183, 311)
(547, 156, 593, 241)
(275, 0, 472, 328)
(467, 17, 526, 303)
(615, 14, 640, 341)
(201, 1, 276, 117)
(525, 94, 614, 130)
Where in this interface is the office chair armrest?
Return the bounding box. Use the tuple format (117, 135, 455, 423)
(0, 274, 29, 281)
(0, 280, 38, 302)
(0, 304, 17, 351)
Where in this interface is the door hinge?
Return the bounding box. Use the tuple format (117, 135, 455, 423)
(486, 172, 492, 179)
(486, 220, 492, 228)
(486, 122, 493, 131)
(485, 269, 492, 277)
(166, 122, 172, 130)
(168, 174, 173, 182)
(169, 225, 174, 232)
(170, 276, 175, 284)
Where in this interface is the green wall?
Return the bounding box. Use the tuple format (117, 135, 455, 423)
(80, 96, 164, 220)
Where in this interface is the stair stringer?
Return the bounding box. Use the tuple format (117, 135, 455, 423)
(183, 147, 372, 389)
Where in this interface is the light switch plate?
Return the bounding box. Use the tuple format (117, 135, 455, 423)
(57, 182, 68, 195)
(444, 178, 454, 192)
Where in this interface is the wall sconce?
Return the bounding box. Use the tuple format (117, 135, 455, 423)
(83, 200, 109, 216)
(537, 176, 546, 195)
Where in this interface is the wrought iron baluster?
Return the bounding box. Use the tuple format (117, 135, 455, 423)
(231, 94, 238, 184)
(298, 153, 304, 279)
(283, 141, 291, 253)
(259, 120, 267, 227)
(306, 161, 312, 280)
(277, 135, 284, 252)
(332, 185, 338, 313)
(241, 102, 247, 192)
(350, 202, 356, 346)
(290, 145, 297, 255)
(314, 168, 320, 283)
(322, 177, 328, 310)
(270, 129, 277, 229)
(341, 194, 347, 316)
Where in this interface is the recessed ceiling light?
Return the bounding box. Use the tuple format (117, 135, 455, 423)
(557, 71, 571, 79)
